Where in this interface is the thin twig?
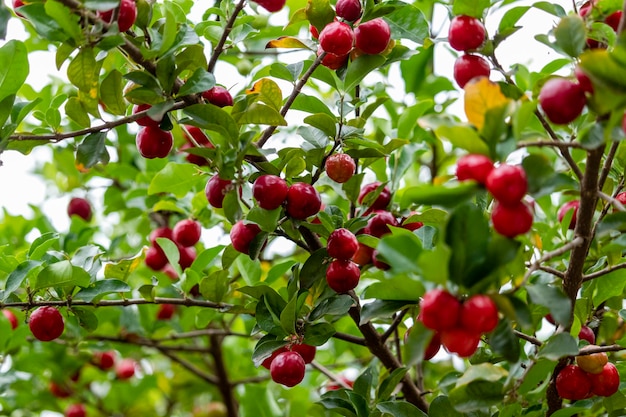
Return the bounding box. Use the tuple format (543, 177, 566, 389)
(311, 361, 353, 389)
(207, 0, 247, 73)
(583, 262, 626, 282)
(513, 330, 542, 346)
(157, 347, 219, 384)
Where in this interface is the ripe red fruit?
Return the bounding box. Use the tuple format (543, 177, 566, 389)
(424, 332, 442, 360)
(182, 126, 213, 166)
(325, 154, 356, 183)
(202, 86, 233, 107)
(327, 228, 359, 260)
(491, 200, 533, 238)
(616, 191, 626, 207)
(352, 242, 374, 266)
(310, 24, 320, 39)
(172, 219, 202, 247)
(453, 54, 490, 88)
(605, 10, 622, 31)
(486, 164, 528, 205)
(68, 197, 93, 221)
(579, 325, 595, 344)
(335, 0, 362, 22)
(261, 346, 288, 369)
(419, 289, 461, 331)
(205, 175, 233, 209)
(145, 245, 168, 270)
(292, 343, 316, 364)
(116, 358, 137, 380)
(326, 376, 355, 391)
(440, 328, 481, 357)
(29, 306, 64, 342)
(574, 66, 594, 95)
(285, 183, 322, 220)
(448, 15, 486, 52)
(318, 47, 349, 70)
(589, 362, 620, 397)
(2, 309, 18, 330)
(252, 0, 286, 13)
(401, 216, 424, 232)
(556, 365, 592, 400)
(539, 78, 587, 125)
(149, 227, 173, 246)
(50, 381, 72, 398)
(326, 259, 361, 293)
(354, 18, 391, 55)
(93, 351, 116, 370)
(133, 104, 160, 127)
(319, 22, 355, 56)
(97, 0, 137, 32)
(136, 126, 173, 159)
(460, 295, 499, 334)
(366, 210, 398, 238)
(372, 250, 390, 270)
(178, 245, 196, 269)
(358, 182, 391, 211)
(253, 175, 289, 210)
(270, 351, 306, 387)
(230, 221, 262, 255)
(65, 404, 86, 417)
(456, 154, 494, 184)
(156, 304, 176, 320)
(558, 200, 580, 230)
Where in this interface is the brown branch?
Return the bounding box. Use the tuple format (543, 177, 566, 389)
(157, 347, 220, 385)
(513, 330, 543, 346)
(310, 361, 354, 389)
(578, 344, 626, 355)
(516, 237, 584, 290)
(332, 332, 367, 346)
(209, 333, 239, 417)
(517, 140, 583, 149)
(583, 262, 626, 282)
(381, 309, 409, 342)
(207, 0, 246, 73)
(598, 141, 619, 191)
(0, 297, 234, 311)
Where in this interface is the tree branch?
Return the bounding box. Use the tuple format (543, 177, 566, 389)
(209, 333, 239, 417)
(207, 0, 247, 74)
(157, 347, 220, 385)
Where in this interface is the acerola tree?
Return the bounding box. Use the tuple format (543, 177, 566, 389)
(2, 0, 626, 416)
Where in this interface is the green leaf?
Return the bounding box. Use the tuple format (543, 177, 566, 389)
(360, 300, 416, 325)
(385, 5, 429, 44)
(452, 0, 489, 18)
(428, 396, 465, 417)
(304, 113, 336, 137)
(376, 228, 422, 274)
(177, 67, 215, 97)
(183, 103, 239, 141)
(435, 125, 490, 155)
(252, 338, 288, 367)
(448, 380, 504, 412)
(592, 269, 626, 306)
(100, 70, 126, 115)
(378, 367, 408, 400)
(65, 97, 91, 128)
(28, 232, 60, 260)
(148, 162, 203, 198)
(199, 270, 230, 303)
(554, 15, 587, 58)
(279, 295, 298, 335)
(35, 260, 91, 290)
(310, 295, 354, 321)
(303, 322, 336, 346)
(291, 93, 335, 116)
(487, 319, 520, 362)
(74, 279, 131, 302)
(344, 54, 387, 92)
(16, 4, 67, 41)
(246, 207, 282, 233)
(538, 333, 579, 360)
(104, 252, 143, 280)
(526, 284, 571, 325)
(67, 47, 100, 96)
(377, 401, 427, 417)
(400, 182, 480, 208)
(456, 363, 508, 386)
(45, 0, 83, 42)
(299, 248, 329, 290)
(4, 260, 42, 299)
(76, 132, 110, 169)
(0, 40, 28, 103)
(305, 0, 335, 34)
(362, 274, 423, 301)
(232, 102, 287, 126)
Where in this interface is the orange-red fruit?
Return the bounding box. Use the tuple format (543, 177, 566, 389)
(93, 351, 116, 370)
(261, 346, 288, 369)
(2, 309, 18, 330)
(98, 0, 137, 32)
(230, 221, 262, 255)
(136, 126, 173, 159)
(448, 15, 486, 52)
(327, 228, 359, 260)
(270, 351, 306, 387)
(456, 154, 494, 184)
(202, 86, 233, 108)
(579, 325, 595, 344)
(558, 200, 580, 230)
(460, 295, 499, 334)
(205, 175, 232, 209)
(491, 200, 533, 238)
(68, 197, 93, 221)
(358, 182, 391, 211)
(156, 304, 176, 320)
(253, 175, 289, 210)
(418, 289, 461, 331)
(486, 164, 528, 206)
(319, 21, 355, 56)
(366, 210, 398, 238)
(325, 153, 356, 183)
(172, 219, 202, 247)
(326, 259, 361, 293)
(354, 18, 391, 55)
(589, 362, 620, 397)
(576, 352, 608, 374)
(539, 78, 586, 125)
(29, 306, 64, 342)
(145, 245, 168, 270)
(318, 47, 349, 70)
(453, 54, 490, 88)
(65, 404, 86, 417)
(352, 243, 374, 266)
(115, 358, 137, 380)
(285, 183, 322, 220)
(557, 365, 592, 400)
(335, 0, 362, 22)
(440, 328, 481, 357)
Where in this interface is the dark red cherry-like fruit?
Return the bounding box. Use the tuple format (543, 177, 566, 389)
(285, 183, 322, 220)
(354, 18, 391, 55)
(205, 175, 233, 209)
(556, 365, 592, 400)
(172, 219, 202, 248)
(460, 295, 499, 334)
(456, 154, 494, 184)
(270, 351, 306, 387)
(136, 126, 173, 159)
(558, 200, 580, 230)
(448, 15, 486, 52)
(253, 175, 289, 210)
(230, 221, 262, 255)
(29, 306, 64, 342)
(202, 86, 233, 107)
(335, 0, 362, 22)
(491, 201, 533, 238)
(486, 164, 528, 206)
(539, 78, 587, 125)
(319, 21, 355, 56)
(440, 328, 481, 357)
(326, 259, 361, 293)
(453, 54, 490, 88)
(418, 289, 461, 331)
(68, 197, 93, 221)
(327, 228, 359, 260)
(98, 0, 137, 32)
(358, 182, 391, 211)
(325, 153, 356, 183)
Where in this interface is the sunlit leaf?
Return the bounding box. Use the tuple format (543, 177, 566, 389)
(464, 77, 511, 131)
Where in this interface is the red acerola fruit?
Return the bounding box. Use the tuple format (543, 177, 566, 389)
(616, 191, 626, 207)
(68, 197, 93, 221)
(319, 21, 355, 56)
(93, 351, 116, 370)
(292, 343, 316, 364)
(589, 362, 620, 397)
(172, 219, 202, 248)
(115, 358, 137, 380)
(327, 228, 359, 260)
(310, 24, 320, 39)
(448, 15, 486, 52)
(253, 175, 289, 210)
(2, 309, 18, 330)
(270, 351, 306, 387)
(149, 227, 173, 246)
(145, 245, 168, 271)
(485, 164, 528, 206)
(358, 182, 391, 211)
(539, 78, 587, 125)
(326, 259, 361, 293)
(352, 243, 374, 266)
(558, 200, 580, 230)
(453, 54, 491, 88)
(136, 126, 173, 159)
(456, 154, 494, 184)
(178, 245, 196, 270)
(285, 183, 322, 220)
(354, 18, 391, 55)
(29, 306, 64, 342)
(205, 175, 233, 209)
(261, 346, 288, 369)
(491, 200, 533, 238)
(574, 66, 594, 95)
(252, 0, 286, 13)
(366, 210, 398, 238)
(182, 125, 213, 166)
(12, 0, 25, 17)
(372, 250, 390, 270)
(556, 365, 592, 400)
(65, 404, 86, 417)
(50, 381, 72, 398)
(424, 332, 442, 360)
(97, 0, 137, 32)
(605, 10, 622, 32)
(318, 47, 349, 70)
(440, 328, 481, 357)
(202, 86, 233, 108)
(156, 304, 176, 320)
(325, 153, 356, 183)
(335, 0, 362, 22)
(418, 289, 461, 331)
(579, 325, 596, 344)
(460, 295, 499, 334)
(230, 221, 262, 255)
(133, 103, 161, 127)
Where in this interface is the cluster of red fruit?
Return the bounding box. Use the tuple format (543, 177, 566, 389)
(448, 15, 490, 88)
(262, 342, 316, 387)
(418, 289, 499, 357)
(456, 154, 533, 238)
(579, 0, 622, 49)
(313, 0, 391, 70)
(67, 197, 93, 222)
(145, 219, 200, 274)
(556, 360, 619, 400)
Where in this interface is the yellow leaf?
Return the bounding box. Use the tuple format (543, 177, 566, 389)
(464, 77, 511, 131)
(265, 36, 310, 50)
(246, 78, 283, 111)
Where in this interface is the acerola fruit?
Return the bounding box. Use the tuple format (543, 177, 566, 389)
(270, 351, 306, 387)
(326, 376, 355, 391)
(556, 365, 592, 400)
(325, 153, 356, 183)
(115, 358, 137, 380)
(424, 332, 442, 360)
(486, 164, 528, 206)
(50, 381, 72, 398)
(178, 245, 196, 270)
(358, 182, 391, 211)
(93, 350, 116, 370)
(156, 304, 176, 320)
(327, 228, 359, 260)
(448, 15, 486, 52)
(491, 201, 533, 238)
(205, 175, 233, 209)
(319, 21, 355, 56)
(252, 0, 286, 13)
(589, 362, 620, 397)
(558, 200, 580, 230)
(2, 309, 18, 330)
(354, 18, 391, 55)
(292, 343, 316, 364)
(579, 325, 596, 344)
(539, 78, 587, 125)
(326, 259, 361, 293)
(182, 126, 213, 166)
(133, 104, 161, 127)
(460, 295, 499, 334)
(98, 0, 137, 32)
(366, 210, 398, 238)
(418, 289, 461, 331)
(202, 86, 233, 107)
(136, 126, 173, 159)
(318, 47, 349, 70)
(68, 197, 93, 221)
(616, 191, 626, 207)
(145, 245, 168, 271)
(12, 0, 24, 17)
(335, 0, 362, 22)
(172, 219, 202, 248)
(253, 175, 289, 210)
(65, 404, 86, 417)
(605, 10, 622, 31)
(149, 227, 173, 246)
(352, 242, 374, 266)
(456, 154, 494, 184)
(261, 346, 288, 369)
(576, 351, 608, 374)
(230, 221, 262, 255)
(372, 250, 390, 270)
(453, 54, 490, 88)
(402, 218, 424, 232)
(440, 328, 481, 357)
(29, 306, 64, 342)
(575, 66, 594, 95)
(285, 183, 322, 220)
